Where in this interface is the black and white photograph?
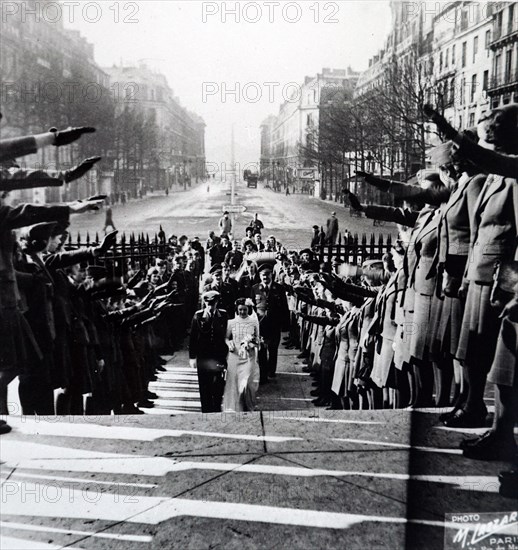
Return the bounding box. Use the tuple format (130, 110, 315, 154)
(0, 1, 517, 548)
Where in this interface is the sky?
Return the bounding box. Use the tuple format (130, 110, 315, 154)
(65, 1, 393, 166)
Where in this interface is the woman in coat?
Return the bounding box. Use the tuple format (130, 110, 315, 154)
(426, 104, 518, 429)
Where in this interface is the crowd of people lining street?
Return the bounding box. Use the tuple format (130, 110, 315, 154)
(0, 104, 517, 483)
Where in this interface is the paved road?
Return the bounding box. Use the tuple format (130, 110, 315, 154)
(69, 180, 396, 249)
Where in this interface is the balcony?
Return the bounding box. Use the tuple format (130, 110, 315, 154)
(487, 69, 518, 94)
(489, 27, 518, 49)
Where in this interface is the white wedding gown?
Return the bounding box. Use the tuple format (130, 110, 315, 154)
(223, 315, 260, 412)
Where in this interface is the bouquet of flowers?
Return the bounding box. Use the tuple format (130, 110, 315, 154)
(239, 334, 258, 359)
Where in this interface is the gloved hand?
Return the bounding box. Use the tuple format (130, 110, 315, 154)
(458, 279, 470, 300)
(64, 157, 102, 183)
(422, 104, 458, 140)
(95, 230, 118, 256)
(189, 358, 197, 369)
(442, 273, 462, 298)
(348, 192, 364, 212)
(50, 126, 96, 147)
(355, 171, 391, 192)
(68, 198, 104, 213)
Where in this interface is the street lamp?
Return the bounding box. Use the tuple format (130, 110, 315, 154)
(366, 152, 374, 172)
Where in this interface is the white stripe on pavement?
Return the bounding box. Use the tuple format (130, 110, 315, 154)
(3, 481, 407, 529)
(0, 471, 157, 488)
(0, 522, 153, 543)
(0, 536, 85, 549)
(332, 437, 463, 455)
(270, 416, 384, 425)
(6, 418, 300, 443)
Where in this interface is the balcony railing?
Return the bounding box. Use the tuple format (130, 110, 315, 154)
(487, 69, 518, 92)
(489, 27, 518, 48)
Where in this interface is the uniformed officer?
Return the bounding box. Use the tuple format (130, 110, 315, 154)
(189, 290, 229, 413)
(253, 263, 290, 383)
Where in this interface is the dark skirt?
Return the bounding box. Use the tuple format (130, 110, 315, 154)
(408, 293, 434, 362)
(487, 314, 517, 387)
(456, 283, 502, 368)
(429, 294, 463, 360)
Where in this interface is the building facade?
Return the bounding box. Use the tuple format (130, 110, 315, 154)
(0, 0, 111, 203)
(260, 67, 359, 192)
(487, 2, 518, 108)
(1, 0, 206, 203)
(105, 63, 206, 192)
(355, 1, 516, 178)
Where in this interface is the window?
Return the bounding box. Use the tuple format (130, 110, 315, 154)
(496, 11, 503, 39)
(470, 74, 477, 103)
(462, 41, 467, 67)
(439, 51, 443, 71)
(495, 52, 502, 82)
(505, 49, 512, 81)
(473, 36, 478, 63)
(485, 30, 491, 57)
(459, 115, 463, 128)
(460, 77, 465, 104)
(508, 4, 515, 34)
(452, 44, 456, 65)
(445, 48, 449, 67)
(450, 78, 455, 104)
(483, 70, 489, 91)
(469, 112, 475, 127)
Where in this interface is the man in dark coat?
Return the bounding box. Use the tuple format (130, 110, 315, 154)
(325, 212, 339, 244)
(253, 263, 290, 383)
(310, 225, 321, 248)
(225, 240, 244, 272)
(203, 265, 236, 319)
(189, 290, 229, 413)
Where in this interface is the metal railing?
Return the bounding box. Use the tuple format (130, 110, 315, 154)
(488, 68, 518, 90)
(313, 231, 393, 266)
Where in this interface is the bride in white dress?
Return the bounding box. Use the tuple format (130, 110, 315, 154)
(223, 298, 260, 412)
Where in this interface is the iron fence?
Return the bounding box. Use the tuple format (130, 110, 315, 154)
(64, 229, 394, 277)
(313, 231, 393, 266)
(65, 232, 169, 278)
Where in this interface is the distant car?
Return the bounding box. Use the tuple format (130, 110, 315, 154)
(247, 175, 258, 188)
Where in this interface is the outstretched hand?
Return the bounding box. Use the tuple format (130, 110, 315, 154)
(422, 104, 458, 140)
(68, 198, 104, 214)
(422, 104, 436, 119)
(97, 230, 118, 255)
(50, 127, 96, 147)
(64, 157, 102, 183)
(355, 170, 369, 179)
(348, 192, 364, 212)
